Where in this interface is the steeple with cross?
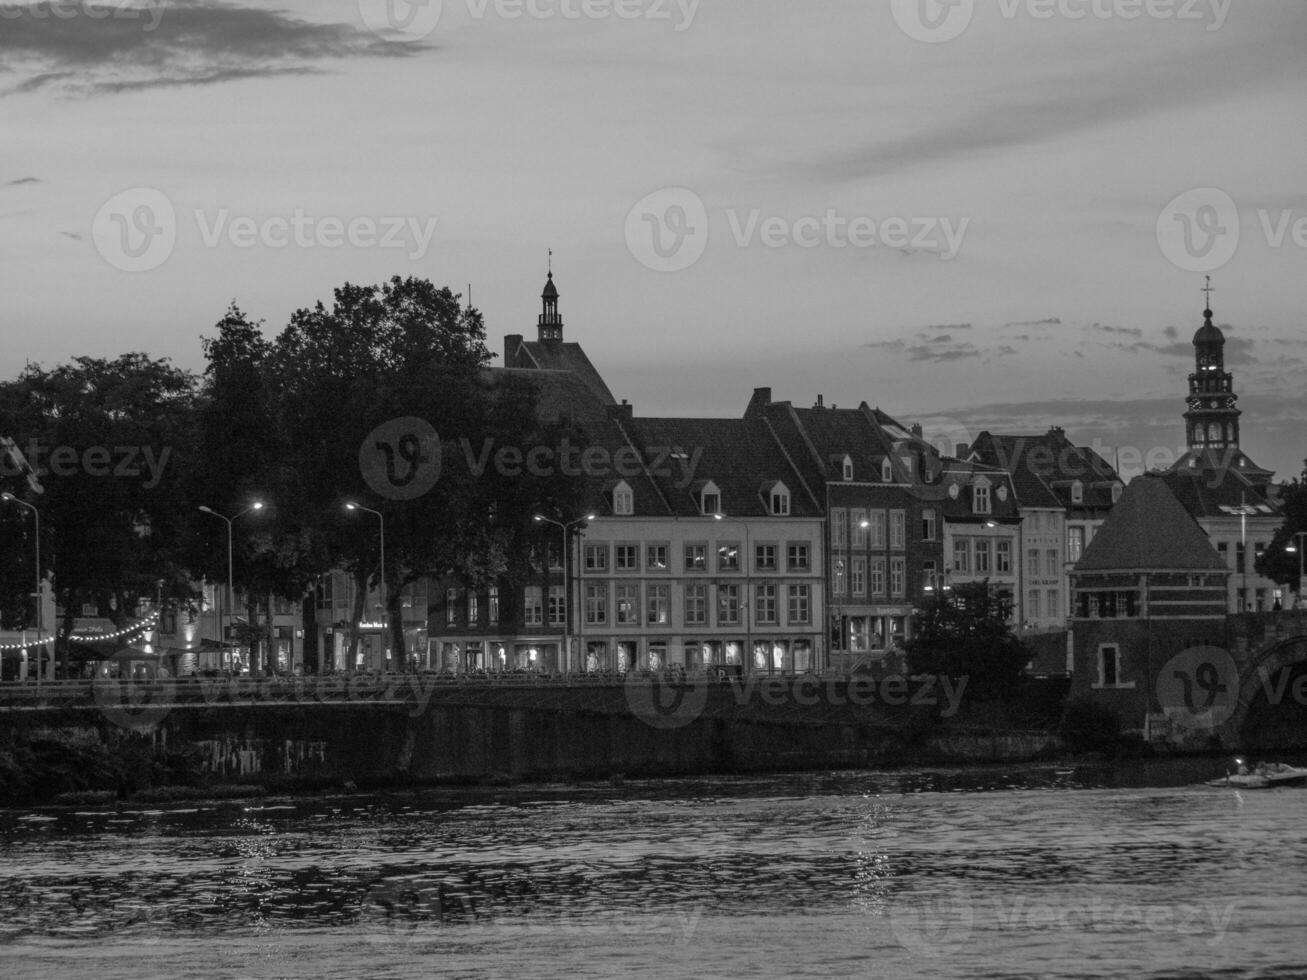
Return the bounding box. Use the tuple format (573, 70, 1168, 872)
(538, 251, 563, 342)
(1184, 278, 1239, 453)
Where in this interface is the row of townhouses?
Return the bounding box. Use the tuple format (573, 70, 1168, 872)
(87, 277, 1285, 680)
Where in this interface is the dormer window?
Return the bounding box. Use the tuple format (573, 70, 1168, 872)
(1071, 481, 1084, 505)
(769, 483, 791, 516)
(1111, 483, 1123, 504)
(842, 456, 854, 482)
(972, 478, 991, 515)
(700, 481, 721, 517)
(881, 459, 893, 483)
(613, 481, 634, 516)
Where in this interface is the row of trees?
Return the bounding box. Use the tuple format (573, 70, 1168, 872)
(0, 276, 584, 673)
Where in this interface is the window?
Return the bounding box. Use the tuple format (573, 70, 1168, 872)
(1047, 589, 1060, 619)
(833, 558, 847, 597)
(684, 543, 708, 572)
(717, 542, 740, 572)
(647, 544, 668, 571)
(755, 544, 777, 572)
(1217, 541, 1229, 567)
(1071, 481, 1084, 505)
(1067, 527, 1085, 563)
(1236, 542, 1246, 574)
(922, 560, 937, 593)
(524, 587, 543, 626)
(467, 592, 479, 626)
(548, 586, 565, 626)
(1028, 549, 1041, 578)
(973, 483, 991, 515)
(755, 584, 777, 624)
(922, 508, 937, 542)
(851, 558, 866, 596)
(890, 510, 906, 550)
(547, 542, 562, 570)
(975, 540, 991, 574)
(646, 585, 669, 625)
(615, 544, 639, 571)
(866, 510, 886, 548)
(613, 481, 634, 516)
(996, 540, 1011, 574)
(316, 575, 335, 611)
(771, 487, 790, 516)
(718, 585, 740, 626)
(586, 583, 608, 626)
(1028, 590, 1041, 620)
(882, 458, 894, 483)
(1097, 644, 1133, 688)
(869, 558, 886, 596)
(890, 558, 906, 598)
(585, 544, 608, 573)
(843, 456, 854, 481)
(684, 585, 707, 625)
(787, 543, 810, 571)
(488, 587, 499, 625)
(788, 585, 811, 625)
(831, 509, 848, 551)
(615, 585, 638, 625)
(1045, 549, 1059, 578)
(446, 588, 459, 627)
(852, 509, 869, 547)
(953, 538, 971, 574)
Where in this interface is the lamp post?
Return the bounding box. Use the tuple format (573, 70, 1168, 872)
(344, 502, 387, 670)
(714, 513, 752, 676)
(533, 513, 595, 675)
(1284, 532, 1307, 609)
(1, 492, 44, 677)
(198, 502, 264, 664)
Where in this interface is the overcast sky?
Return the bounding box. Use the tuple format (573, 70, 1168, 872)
(4, 0, 1306, 480)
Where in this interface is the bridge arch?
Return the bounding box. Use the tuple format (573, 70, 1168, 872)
(1226, 633, 1307, 741)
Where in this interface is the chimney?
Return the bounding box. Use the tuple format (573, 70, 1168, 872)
(816, 394, 824, 409)
(955, 442, 968, 459)
(745, 387, 773, 419)
(911, 423, 923, 438)
(504, 334, 523, 367)
(608, 401, 634, 423)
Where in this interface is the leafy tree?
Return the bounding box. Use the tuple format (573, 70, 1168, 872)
(904, 580, 1031, 691)
(1255, 461, 1307, 599)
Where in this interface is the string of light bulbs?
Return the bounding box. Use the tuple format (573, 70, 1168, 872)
(0, 610, 159, 652)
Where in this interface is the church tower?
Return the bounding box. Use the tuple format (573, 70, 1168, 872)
(1183, 280, 1241, 453)
(538, 269, 563, 343)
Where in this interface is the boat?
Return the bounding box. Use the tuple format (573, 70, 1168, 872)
(1207, 759, 1307, 789)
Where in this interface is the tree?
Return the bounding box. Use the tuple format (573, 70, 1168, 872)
(904, 580, 1031, 692)
(1255, 461, 1307, 599)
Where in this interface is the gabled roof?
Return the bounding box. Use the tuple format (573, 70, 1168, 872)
(1162, 449, 1277, 513)
(510, 339, 616, 405)
(970, 429, 1122, 511)
(1075, 474, 1228, 572)
(937, 458, 1022, 523)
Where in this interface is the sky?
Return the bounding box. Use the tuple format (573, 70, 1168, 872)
(3, 0, 1306, 482)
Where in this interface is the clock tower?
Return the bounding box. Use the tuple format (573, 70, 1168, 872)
(1183, 293, 1240, 453)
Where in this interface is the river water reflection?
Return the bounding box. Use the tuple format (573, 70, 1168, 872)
(2, 759, 1305, 979)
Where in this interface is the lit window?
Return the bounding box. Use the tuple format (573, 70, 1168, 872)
(613, 481, 634, 516)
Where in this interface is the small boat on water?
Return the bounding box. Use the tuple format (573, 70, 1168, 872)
(1207, 759, 1307, 789)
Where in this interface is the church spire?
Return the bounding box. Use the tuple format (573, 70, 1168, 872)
(1183, 279, 1240, 453)
(538, 255, 563, 342)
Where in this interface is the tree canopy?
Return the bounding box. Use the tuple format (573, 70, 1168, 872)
(904, 580, 1032, 691)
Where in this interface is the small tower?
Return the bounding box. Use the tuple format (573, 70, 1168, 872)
(538, 264, 563, 343)
(1183, 279, 1240, 452)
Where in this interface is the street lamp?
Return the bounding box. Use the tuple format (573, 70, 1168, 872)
(1, 492, 44, 677)
(534, 513, 595, 675)
(198, 502, 264, 659)
(344, 502, 387, 669)
(1284, 531, 1307, 609)
(714, 513, 753, 675)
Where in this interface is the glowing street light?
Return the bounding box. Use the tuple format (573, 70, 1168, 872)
(534, 513, 596, 674)
(198, 501, 264, 652)
(344, 502, 387, 668)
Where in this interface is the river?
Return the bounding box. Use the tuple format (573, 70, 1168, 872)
(1, 759, 1304, 979)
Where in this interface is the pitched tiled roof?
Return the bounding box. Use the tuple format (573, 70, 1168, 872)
(1161, 449, 1277, 516)
(970, 429, 1122, 511)
(510, 340, 616, 405)
(1075, 474, 1227, 572)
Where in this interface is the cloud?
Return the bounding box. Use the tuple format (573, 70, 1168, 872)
(0, 1, 419, 97)
(1164, 326, 1179, 340)
(906, 343, 979, 363)
(1004, 318, 1061, 329)
(5, 176, 41, 185)
(1088, 322, 1143, 338)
